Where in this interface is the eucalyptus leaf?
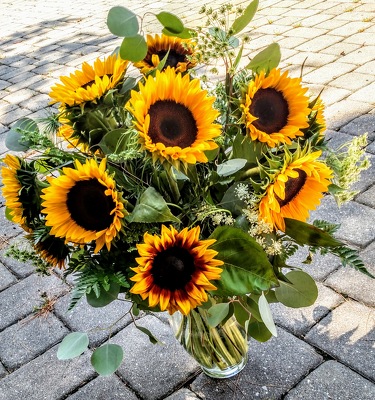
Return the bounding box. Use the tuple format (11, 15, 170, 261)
(57, 332, 89, 360)
(91, 344, 123, 376)
(210, 226, 279, 295)
(86, 282, 120, 308)
(233, 301, 250, 326)
(275, 270, 318, 308)
(120, 35, 148, 62)
(247, 318, 273, 342)
(162, 27, 193, 39)
(6, 117, 37, 151)
(126, 187, 180, 223)
(156, 11, 184, 33)
(284, 218, 341, 247)
(136, 326, 163, 345)
(258, 292, 277, 337)
(107, 6, 139, 37)
(230, 0, 259, 34)
(98, 128, 128, 154)
(207, 303, 230, 327)
(246, 42, 281, 73)
(217, 158, 247, 177)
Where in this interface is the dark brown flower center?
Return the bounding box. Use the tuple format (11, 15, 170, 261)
(152, 246, 195, 291)
(148, 100, 197, 148)
(250, 88, 289, 134)
(67, 178, 116, 231)
(275, 169, 307, 207)
(156, 50, 187, 68)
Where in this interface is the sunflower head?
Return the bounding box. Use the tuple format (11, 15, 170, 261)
(241, 68, 310, 148)
(126, 67, 221, 168)
(1, 154, 41, 229)
(41, 158, 127, 253)
(49, 54, 129, 107)
(134, 34, 197, 74)
(259, 149, 333, 231)
(32, 228, 70, 269)
(130, 225, 223, 315)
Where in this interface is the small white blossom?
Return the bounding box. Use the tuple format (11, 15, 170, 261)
(266, 239, 283, 255)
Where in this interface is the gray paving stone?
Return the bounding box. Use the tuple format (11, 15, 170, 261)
(288, 247, 341, 281)
(191, 328, 323, 400)
(0, 262, 16, 291)
(113, 315, 199, 400)
(347, 81, 375, 105)
(285, 360, 375, 400)
(0, 313, 69, 370)
(305, 300, 375, 381)
(165, 388, 200, 400)
(340, 113, 375, 140)
(0, 236, 38, 278)
(295, 34, 344, 53)
(0, 345, 95, 400)
(325, 265, 375, 307)
(271, 283, 343, 336)
(330, 71, 372, 91)
(0, 209, 23, 240)
(0, 362, 6, 378)
(357, 184, 375, 207)
(2, 88, 37, 104)
(66, 375, 138, 400)
(54, 294, 132, 347)
(0, 273, 68, 331)
(309, 196, 375, 247)
(19, 93, 50, 112)
(356, 59, 375, 75)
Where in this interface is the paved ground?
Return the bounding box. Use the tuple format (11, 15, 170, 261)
(0, 0, 374, 399)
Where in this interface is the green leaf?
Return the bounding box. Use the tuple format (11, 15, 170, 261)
(98, 128, 129, 154)
(86, 282, 120, 308)
(233, 301, 250, 327)
(126, 187, 180, 224)
(57, 332, 89, 360)
(136, 326, 163, 345)
(285, 218, 341, 247)
(107, 6, 139, 37)
(91, 344, 123, 376)
(156, 12, 184, 34)
(210, 226, 279, 295)
(247, 318, 273, 342)
(5, 207, 14, 222)
(217, 158, 247, 177)
(246, 42, 281, 74)
(206, 303, 230, 327)
(230, 0, 259, 34)
(275, 270, 318, 308)
(6, 118, 37, 151)
(120, 35, 148, 62)
(258, 292, 277, 337)
(162, 27, 193, 39)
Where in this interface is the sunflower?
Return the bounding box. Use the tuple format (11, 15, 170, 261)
(134, 34, 196, 74)
(259, 151, 333, 231)
(41, 158, 126, 253)
(242, 68, 310, 147)
(49, 54, 129, 107)
(33, 233, 70, 269)
(130, 225, 223, 315)
(311, 96, 326, 134)
(126, 67, 221, 167)
(1, 154, 27, 226)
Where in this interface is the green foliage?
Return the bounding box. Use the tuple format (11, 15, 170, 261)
(156, 12, 184, 34)
(57, 332, 89, 360)
(230, 0, 259, 34)
(210, 226, 279, 295)
(258, 292, 277, 336)
(275, 270, 318, 308)
(107, 6, 139, 37)
(120, 35, 148, 62)
(5, 118, 36, 151)
(126, 187, 180, 224)
(91, 344, 124, 376)
(246, 42, 281, 73)
(330, 246, 374, 278)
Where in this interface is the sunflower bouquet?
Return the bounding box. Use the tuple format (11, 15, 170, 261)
(2, 0, 372, 378)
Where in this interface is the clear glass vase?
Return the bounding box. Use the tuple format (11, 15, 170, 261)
(169, 307, 248, 379)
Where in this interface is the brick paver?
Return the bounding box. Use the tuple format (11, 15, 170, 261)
(0, 0, 374, 398)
